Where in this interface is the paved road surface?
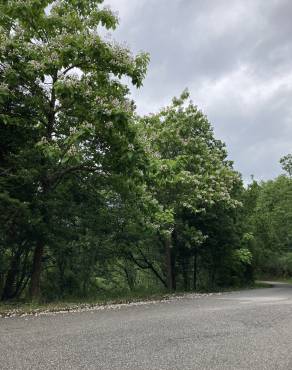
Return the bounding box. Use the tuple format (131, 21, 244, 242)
(1, 282, 292, 369)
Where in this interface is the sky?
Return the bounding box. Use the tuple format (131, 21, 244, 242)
(104, 0, 292, 181)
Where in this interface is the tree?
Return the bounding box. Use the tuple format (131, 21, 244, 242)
(0, 0, 149, 299)
(280, 154, 292, 177)
(1, 1, 264, 302)
(242, 172, 292, 278)
(139, 91, 242, 290)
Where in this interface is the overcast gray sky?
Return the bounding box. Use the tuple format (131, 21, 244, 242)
(105, 0, 292, 181)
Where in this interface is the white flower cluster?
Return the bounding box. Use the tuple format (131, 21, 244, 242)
(28, 60, 42, 69)
(0, 82, 9, 92)
(110, 42, 133, 68)
(105, 121, 113, 129)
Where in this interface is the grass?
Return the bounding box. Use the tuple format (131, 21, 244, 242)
(0, 282, 272, 318)
(253, 281, 274, 288)
(256, 276, 292, 284)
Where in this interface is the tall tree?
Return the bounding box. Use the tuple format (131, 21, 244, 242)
(139, 91, 242, 290)
(0, 0, 149, 299)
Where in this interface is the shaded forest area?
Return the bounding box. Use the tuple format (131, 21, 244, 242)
(1, 1, 291, 302)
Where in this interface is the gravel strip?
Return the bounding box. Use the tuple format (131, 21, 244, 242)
(0, 292, 222, 319)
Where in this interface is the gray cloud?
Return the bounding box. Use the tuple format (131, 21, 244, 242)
(105, 0, 292, 181)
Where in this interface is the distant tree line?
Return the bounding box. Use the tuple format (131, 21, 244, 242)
(0, 1, 291, 301)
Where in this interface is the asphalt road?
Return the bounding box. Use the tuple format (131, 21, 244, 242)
(1, 282, 292, 370)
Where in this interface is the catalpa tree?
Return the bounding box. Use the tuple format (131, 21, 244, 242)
(0, 0, 149, 299)
(139, 91, 242, 289)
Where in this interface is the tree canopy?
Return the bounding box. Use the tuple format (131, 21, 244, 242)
(0, 0, 290, 302)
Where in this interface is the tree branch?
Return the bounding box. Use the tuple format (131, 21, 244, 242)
(128, 250, 167, 288)
(47, 164, 106, 190)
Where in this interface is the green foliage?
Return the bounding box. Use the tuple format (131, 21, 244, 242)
(0, 0, 149, 300)
(136, 91, 244, 291)
(1, 0, 288, 303)
(141, 90, 241, 210)
(241, 171, 292, 279)
(233, 248, 252, 265)
(280, 154, 292, 177)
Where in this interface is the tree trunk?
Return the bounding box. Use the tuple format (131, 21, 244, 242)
(58, 258, 66, 298)
(182, 256, 190, 291)
(29, 243, 44, 300)
(165, 237, 173, 291)
(171, 250, 176, 290)
(2, 265, 17, 300)
(193, 249, 197, 290)
(210, 265, 216, 290)
(1, 251, 21, 300)
(123, 264, 136, 291)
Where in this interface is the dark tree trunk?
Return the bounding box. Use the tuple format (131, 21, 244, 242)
(58, 258, 66, 298)
(193, 249, 197, 290)
(165, 237, 174, 291)
(29, 243, 44, 300)
(2, 266, 17, 300)
(14, 249, 30, 298)
(182, 257, 190, 291)
(123, 265, 136, 291)
(1, 250, 21, 300)
(171, 250, 176, 291)
(210, 265, 216, 289)
(82, 278, 87, 297)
